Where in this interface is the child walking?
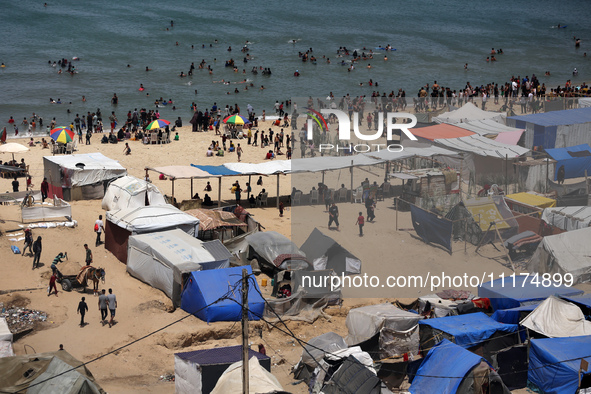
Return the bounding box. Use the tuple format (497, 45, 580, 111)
(355, 211, 364, 236)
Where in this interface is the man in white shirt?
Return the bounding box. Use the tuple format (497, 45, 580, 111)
(95, 215, 104, 247)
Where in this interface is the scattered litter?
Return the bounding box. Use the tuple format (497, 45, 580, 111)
(5, 232, 23, 237)
(8, 237, 25, 242)
(0, 302, 48, 334)
(21, 221, 78, 229)
(159, 373, 175, 382)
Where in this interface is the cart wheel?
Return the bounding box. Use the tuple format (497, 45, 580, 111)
(61, 279, 72, 292)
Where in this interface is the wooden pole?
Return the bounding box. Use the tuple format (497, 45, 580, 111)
(350, 160, 354, 203)
(218, 177, 222, 208)
(505, 154, 508, 194)
(475, 222, 494, 253)
(494, 224, 516, 272)
(276, 174, 280, 208)
(191, 178, 193, 199)
(241, 268, 249, 394)
(464, 219, 468, 253)
(395, 197, 398, 231)
(248, 175, 251, 200)
(171, 178, 175, 198)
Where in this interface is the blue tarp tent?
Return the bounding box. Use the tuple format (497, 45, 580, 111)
(478, 276, 583, 311)
(528, 336, 591, 394)
(561, 294, 591, 315)
(410, 339, 486, 394)
(190, 164, 240, 176)
(491, 304, 539, 325)
(419, 312, 518, 348)
(546, 144, 591, 180)
(180, 266, 265, 322)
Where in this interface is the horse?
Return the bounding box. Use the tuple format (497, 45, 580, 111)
(78, 266, 105, 295)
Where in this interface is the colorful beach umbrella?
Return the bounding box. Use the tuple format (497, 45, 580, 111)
(223, 114, 250, 125)
(146, 119, 171, 130)
(50, 127, 75, 144)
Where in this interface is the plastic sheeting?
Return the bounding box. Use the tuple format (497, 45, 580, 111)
(210, 357, 283, 394)
(541, 206, 591, 231)
(505, 192, 556, 208)
(433, 102, 507, 125)
(300, 228, 362, 275)
(528, 227, 591, 284)
(433, 134, 529, 158)
(245, 231, 306, 267)
(528, 336, 591, 394)
(106, 205, 199, 235)
(0, 318, 12, 342)
(43, 153, 126, 188)
(520, 296, 591, 337)
(410, 204, 453, 252)
(546, 143, 591, 180)
(21, 198, 71, 221)
(300, 332, 348, 368)
(454, 119, 524, 137)
(101, 176, 166, 211)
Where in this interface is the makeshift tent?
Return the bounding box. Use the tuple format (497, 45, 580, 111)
(507, 106, 591, 149)
(299, 228, 361, 275)
(0, 318, 13, 358)
(545, 143, 591, 180)
(346, 303, 423, 360)
(184, 209, 247, 232)
(0, 351, 104, 393)
(210, 357, 283, 394)
(453, 118, 524, 137)
(43, 153, 126, 201)
(175, 346, 270, 394)
(406, 123, 476, 141)
(245, 231, 309, 272)
(520, 296, 591, 338)
(528, 227, 591, 284)
(21, 197, 72, 222)
(528, 336, 591, 394)
(127, 229, 231, 306)
(478, 275, 583, 311)
(320, 355, 381, 394)
(505, 192, 556, 209)
(433, 102, 507, 125)
(514, 158, 556, 193)
(418, 312, 518, 362)
(105, 205, 199, 264)
(293, 332, 348, 382)
(541, 206, 591, 231)
(410, 339, 509, 394)
(101, 175, 166, 211)
(561, 294, 591, 315)
(180, 266, 265, 322)
(491, 304, 539, 325)
(410, 204, 453, 253)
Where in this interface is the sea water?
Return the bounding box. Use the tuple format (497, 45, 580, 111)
(1, 0, 589, 134)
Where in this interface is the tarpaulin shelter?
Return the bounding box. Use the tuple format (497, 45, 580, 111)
(453, 119, 524, 137)
(507, 106, 591, 149)
(463, 196, 519, 244)
(43, 153, 126, 201)
(478, 275, 583, 311)
(127, 229, 231, 306)
(293, 332, 348, 382)
(175, 346, 271, 394)
(410, 204, 453, 253)
(299, 228, 361, 275)
(520, 296, 591, 338)
(541, 206, 591, 231)
(320, 355, 381, 394)
(545, 143, 591, 180)
(21, 197, 72, 222)
(528, 335, 591, 394)
(505, 192, 557, 209)
(561, 294, 591, 316)
(184, 208, 248, 241)
(101, 175, 166, 211)
(409, 339, 509, 394)
(0, 351, 104, 393)
(528, 226, 591, 284)
(105, 205, 199, 264)
(433, 102, 507, 125)
(180, 266, 265, 322)
(210, 357, 283, 394)
(346, 303, 423, 359)
(245, 231, 309, 273)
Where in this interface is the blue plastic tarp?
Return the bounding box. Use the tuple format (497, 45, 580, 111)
(508, 107, 591, 127)
(190, 164, 240, 176)
(491, 304, 539, 325)
(410, 339, 485, 394)
(419, 312, 518, 348)
(478, 276, 583, 311)
(546, 144, 591, 180)
(410, 204, 452, 253)
(180, 266, 265, 322)
(528, 336, 591, 394)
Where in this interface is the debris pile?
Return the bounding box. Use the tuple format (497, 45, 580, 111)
(0, 302, 48, 334)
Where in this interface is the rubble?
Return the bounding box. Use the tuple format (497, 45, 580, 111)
(0, 302, 48, 334)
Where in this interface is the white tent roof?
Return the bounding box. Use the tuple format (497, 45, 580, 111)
(0, 318, 12, 342)
(365, 146, 460, 161)
(102, 175, 166, 211)
(433, 134, 530, 158)
(542, 206, 591, 232)
(211, 357, 283, 394)
(433, 102, 507, 125)
(520, 296, 591, 337)
(106, 205, 199, 234)
(43, 153, 126, 187)
(223, 160, 291, 175)
(453, 119, 524, 136)
(345, 303, 422, 345)
(290, 154, 383, 173)
(527, 227, 591, 284)
(579, 98, 591, 108)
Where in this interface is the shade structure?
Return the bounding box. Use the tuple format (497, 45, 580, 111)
(146, 119, 171, 130)
(223, 114, 249, 125)
(50, 127, 75, 144)
(0, 142, 29, 161)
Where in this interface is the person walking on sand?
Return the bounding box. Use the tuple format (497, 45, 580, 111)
(107, 288, 117, 328)
(77, 296, 88, 327)
(236, 143, 243, 162)
(356, 211, 364, 236)
(22, 228, 33, 257)
(32, 236, 42, 269)
(48, 273, 58, 297)
(328, 202, 339, 231)
(41, 177, 49, 202)
(84, 244, 93, 266)
(98, 289, 108, 326)
(95, 215, 104, 247)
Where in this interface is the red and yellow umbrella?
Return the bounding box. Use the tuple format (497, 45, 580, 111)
(223, 114, 250, 125)
(146, 119, 171, 130)
(50, 127, 75, 144)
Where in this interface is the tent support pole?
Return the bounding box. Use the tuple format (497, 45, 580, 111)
(241, 268, 249, 394)
(248, 175, 251, 200)
(172, 179, 175, 198)
(464, 219, 468, 253)
(218, 177, 222, 208)
(474, 222, 494, 253)
(505, 154, 508, 194)
(350, 160, 354, 203)
(494, 224, 515, 272)
(276, 174, 280, 208)
(191, 178, 193, 199)
(395, 197, 398, 231)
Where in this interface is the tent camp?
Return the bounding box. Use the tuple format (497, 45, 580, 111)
(127, 229, 232, 306)
(478, 275, 583, 311)
(433, 102, 507, 125)
(541, 206, 591, 231)
(245, 231, 309, 273)
(346, 303, 423, 359)
(545, 143, 591, 181)
(520, 296, 591, 338)
(528, 336, 591, 394)
(527, 227, 591, 284)
(506, 106, 591, 149)
(299, 228, 361, 275)
(105, 205, 199, 264)
(0, 351, 104, 393)
(294, 332, 348, 378)
(43, 153, 126, 201)
(210, 357, 283, 394)
(180, 266, 265, 322)
(175, 346, 271, 394)
(101, 175, 166, 211)
(409, 339, 510, 394)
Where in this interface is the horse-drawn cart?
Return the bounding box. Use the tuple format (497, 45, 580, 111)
(56, 264, 105, 294)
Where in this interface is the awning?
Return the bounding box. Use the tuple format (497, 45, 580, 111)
(433, 134, 529, 158)
(389, 173, 419, 180)
(190, 164, 241, 176)
(184, 209, 247, 231)
(148, 165, 212, 179)
(494, 130, 524, 145)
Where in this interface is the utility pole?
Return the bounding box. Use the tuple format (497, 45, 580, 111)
(241, 268, 249, 394)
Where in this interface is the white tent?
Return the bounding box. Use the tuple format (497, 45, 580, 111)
(102, 176, 166, 211)
(43, 153, 126, 201)
(433, 102, 507, 125)
(454, 118, 524, 136)
(210, 357, 283, 394)
(432, 134, 529, 158)
(520, 296, 591, 338)
(527, 227, 591, 284)
(541, 206, 591, 232)
(578, 98, 591, 108)
(127, 229, 231, 306)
